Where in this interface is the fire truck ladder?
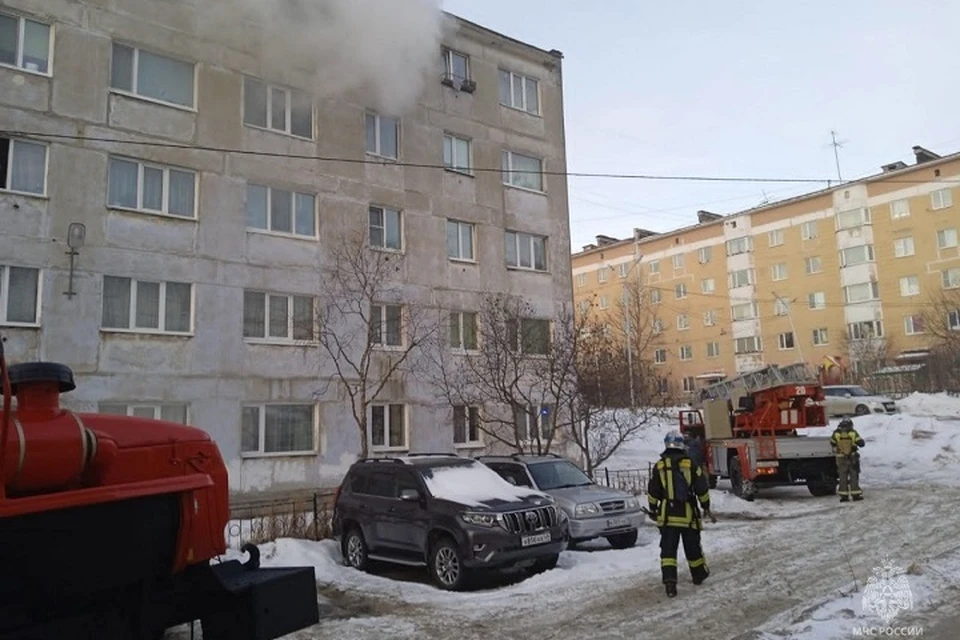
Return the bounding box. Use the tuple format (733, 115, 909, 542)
(695, 363, 816, 404)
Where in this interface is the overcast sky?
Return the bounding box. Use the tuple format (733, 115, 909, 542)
(440, 0, 960, 252)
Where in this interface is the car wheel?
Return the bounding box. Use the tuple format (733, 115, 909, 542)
(530, 553, 559, 574)
(606, 530, 639, 549)
(343, 527, 369, 571)
(854, 404, 869, 416)
(430, 537, 469, 591)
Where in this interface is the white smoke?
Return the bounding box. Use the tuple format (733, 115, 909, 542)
(217, 0, 447, 115)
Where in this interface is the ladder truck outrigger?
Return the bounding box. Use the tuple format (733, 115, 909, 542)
(679, 363, 839, 501)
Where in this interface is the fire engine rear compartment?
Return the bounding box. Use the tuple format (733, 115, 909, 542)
(709, 436, 838, 488)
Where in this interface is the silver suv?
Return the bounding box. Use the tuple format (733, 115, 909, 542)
(477, 454, 643, 549)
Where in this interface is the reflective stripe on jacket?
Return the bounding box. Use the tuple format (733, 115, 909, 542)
(646, 451, 711, 530)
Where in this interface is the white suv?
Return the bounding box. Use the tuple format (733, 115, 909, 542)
(823, 385, 897, 417)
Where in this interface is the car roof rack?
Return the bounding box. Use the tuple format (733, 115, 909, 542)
(404, 453, 460, 458)
(359, 458, 404, 464)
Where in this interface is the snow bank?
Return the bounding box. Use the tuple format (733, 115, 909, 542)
(420, 461, 542, 506)
(897, 391, 960, 418)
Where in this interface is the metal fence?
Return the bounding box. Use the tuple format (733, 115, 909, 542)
(591, 465, 652, 496)
(225, 490, 336, 549)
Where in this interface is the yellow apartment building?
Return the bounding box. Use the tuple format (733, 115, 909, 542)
(571, 145, 960, 397)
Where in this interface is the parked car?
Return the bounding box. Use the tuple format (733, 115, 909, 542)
(331, 454, 568, 590)
(477, 453, 643, 549)
(823, 385, 898, 417)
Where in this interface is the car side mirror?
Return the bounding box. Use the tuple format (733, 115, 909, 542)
(399, 489, 420, 502)
(505, 476, 518, 486)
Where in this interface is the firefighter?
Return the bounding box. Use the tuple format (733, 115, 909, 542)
(831, 418, 866, 502)
(647, 431, 712, 598)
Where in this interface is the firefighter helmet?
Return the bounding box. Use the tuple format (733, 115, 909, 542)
(664, 430, 687, 450)
(839, 418, 854, 431)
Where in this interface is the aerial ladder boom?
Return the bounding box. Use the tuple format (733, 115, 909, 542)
(695, 363, 818, 404)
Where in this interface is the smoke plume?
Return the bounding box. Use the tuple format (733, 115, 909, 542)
(218, 0, 447, 115)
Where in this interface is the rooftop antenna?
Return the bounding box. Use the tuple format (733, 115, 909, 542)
(829, 130, 846, 182)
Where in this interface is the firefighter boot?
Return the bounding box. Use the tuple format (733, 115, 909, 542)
(665, 581, 677, 598)
(853, 495, 864, 501)
(692, 566, 710, 585)
(840, 496, 850, 503)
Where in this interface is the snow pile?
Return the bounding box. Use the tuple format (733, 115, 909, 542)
(420, 461, 542, 506)
(897, 391, 960, 418)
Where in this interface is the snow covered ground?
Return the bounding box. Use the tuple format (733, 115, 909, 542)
(170, 393, 960, 639)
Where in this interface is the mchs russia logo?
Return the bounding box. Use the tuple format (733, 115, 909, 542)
(861, 557, 914, 625)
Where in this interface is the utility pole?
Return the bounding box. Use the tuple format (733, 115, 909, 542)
(772, 291, 806, 368)
(829, 130, 846, 182)
(621, 246, 643, 409)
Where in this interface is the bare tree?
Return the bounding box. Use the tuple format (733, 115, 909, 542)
(315, 227, 436, 458)
(922, 288, 960, 347)
(839, 327, 896, 388)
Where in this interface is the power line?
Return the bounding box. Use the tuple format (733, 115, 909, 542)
(6, 129, 960, 186)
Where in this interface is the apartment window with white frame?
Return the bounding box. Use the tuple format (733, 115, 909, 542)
(498, 69, 539, 115)
(677, 314, 689, 330)
(848, 320, 883, 341)
(890, 199, 910, 219)
(443, 133, 472, 174)
(508, 318, 550, 355)
(937, 228, 958, 250)
(728, 268, 754, 289)
(836, 208, 871, 230)
(0, 137, 47, 195)
(682, 377, 696, 393)
(453, 405, 481, 446)
(243, 291, 314, 343)
(648, 260, 660, 274)
(899, 276, 920, 297)
(370, 304, 403, 347)
(599, 295, 609, 310)
(894, 237, 915, 258)
(110, 43, 194, 108)
(948, 309, 960, 331)
(617, 263, 629, 278)
(805, 256, 822, 274)
(801, 221, 818, 240)
(576, 274, 586, 288)
(698, 246, 712, 264)
(778, 332, 795, 350)
(774, 298, 789, 316)
(844, 281, 880, 304)
(446, 220, 475, 261)
(731, 302, 758, 321)
(597, 266, 609, 283)
(931, 188, 953, 211)
(652, 318, 664, 335)
(108, 156, 196, 218)
(813, 328, 829, 346)
(735, 336, 762, 354)
(100, 402, 188, 424)
(943, 268, 960, 290)
(707, 341, 720, 358)
(701, 278, 715, 294)
(514, 404, 554, 442)
(101, 276, 192, 334)
(246, 183, 316, 238)
(704, 309, 717, 326)
(450, 311, 478, 351)
(365, 112, 399, 159)
(654, 348, 667, 364)
(369, 205, 403, 251)
(578, 299, 590, 315)
(243, 77, 313, 139)
(725, 236, 753, 256)
(501, 150, 543, 192)
(672, 253, 684, 270)
(771, 263, 788, 281)
(0, 265, 40, 326)
(808, 291, 826, 309)
(903, 314, 925, 335)
(839, 244, 875, 267)
(442, 48, 470, 83)
(679, 344, 693, 360)
(505, 231, 547, 271)
(650, 289, 662, 304)
(768, 229, 784, 247)
(0, 12, 51, 74)
(241, 404, 316, 455)
(675, 283, 687, 299)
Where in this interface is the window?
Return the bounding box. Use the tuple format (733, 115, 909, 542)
(576, 274, 586, 288)
(931, 188, 953, 211)
(735, 336, 762, 354)
(505, 231, 547, 271)
(847, 320, 883, 340)
(836, 208, 871, 230)
(903, 315, 925, 335)
(598, 295, 609, 310)
(949, 309, 960, 331)
(99, 402, 188, 424)
(707, 342, 720, 358)
(728, 268, 754, 289)
(0, 12, 50, 73)
(0, 137, 47, 195)
(617, 263, 629, 278)
(453, 405, 481, 445)
(108, 156, 196, 218)
(731, 302, 758, 321)
(654, 349, 667, 364)
(682, 377, 696, 393)
(805, 256, 822, 274)
(771, 263, 788, 281)
(650, 289, 662, 304)
(677, 314, 689, 330)
(241, 404, 315, 455)
(648, 260, 661, 275)
(577, 299, 590, 315)
(246, 184, 316, 238)
(101, 276, 192, 334)
(370, 304, 403, 347)
(704, 310, 717, 326)
(725, 236, 752, 256)
(808, 292, 826, 309)
(672, 253, 684, 269)
(774, 299, 789, 316)
(369, 205, 403, 251)
(701, 278, 716, 294)
(675, 283, 687, 299)
(698, 246, 712, 264)
(365, 112, 399, 158)
(768, 229, 784, 246)
(801, 221, 818, 240)
(508, 318, 550, 355)
(652, 318, 664, 334)
(513, 404, 553, 442)
(937, 228, 958, 250)
(499, 69, 539, 115)
(843, 282, 880, 303)
(899, 276, 920, 297)
(597, 267, 609, 283)
(778, 332, 795, 350)
(839, 244, 875, 267)
(442, 47, 470, 82)
(110, 43, 194, 107)
(890, 199, 910, 219)
(813, 328, 829, 346)
(894, 237, 915, 258)
(679, 345, 693, 361)
(450, 311, 478, 350)
(0, 265, 40, 326)
(501, 151, 543, 192)
(446, 220, 475, 261)
(242, 77, 313, 139)
(243, 291, 314, 342)
(443, 134, 472, 173)
(943, 268, 960, 290)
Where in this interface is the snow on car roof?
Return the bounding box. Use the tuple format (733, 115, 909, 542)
(419, 460, 542, 507)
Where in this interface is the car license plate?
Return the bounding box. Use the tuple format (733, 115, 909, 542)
(521, 532, 552, 547)
(606, 517, 629, 529)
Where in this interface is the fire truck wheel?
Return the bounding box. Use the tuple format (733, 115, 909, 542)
(729, 454, 755, 501)
(807, 480, 837, 496)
